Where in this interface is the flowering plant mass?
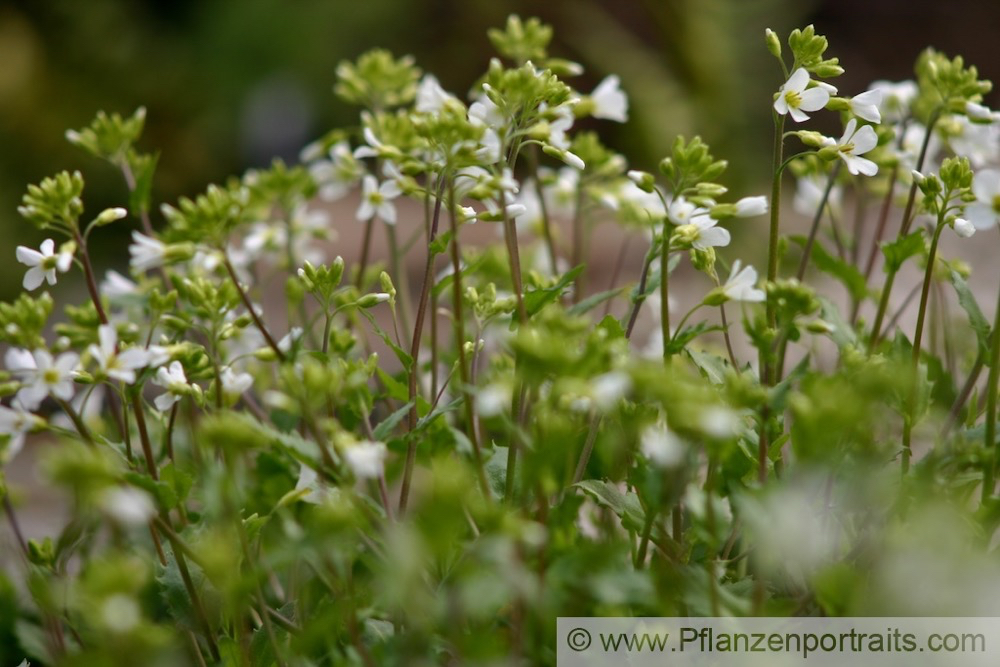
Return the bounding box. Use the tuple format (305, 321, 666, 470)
(2, 15, 1000, 666)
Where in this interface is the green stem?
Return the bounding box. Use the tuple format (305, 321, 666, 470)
(869, 109, 943, 347)
(224, 256, 285, 362)
(400, 174, 446, 514)
(448, 180, 491, 501)
(984, 232, 1000, 501)
(796, 161, 842, 281)
(901, 221, 946, 473)
(660, 228, 671, 361)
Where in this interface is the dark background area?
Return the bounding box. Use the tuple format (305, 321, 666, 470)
(0, 0, 997, 297)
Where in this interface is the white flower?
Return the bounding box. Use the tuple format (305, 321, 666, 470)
(965, 169, 1000, 230)
(965, 101, 1000, 124)
(5, 348, 79, 410)
(476, 384, 510, 417)
(733, 195, 768, 217)
(469, 93, 504, 129)
(352, 125, 386, 160)
(832, 118, 879, 176)
(793, 174, 842, 218)
(721, 260, 765, 303)
(416, 74, 458, 114)
(773, 68, 830, 123)
(128, 232, 167, 272)
(243, 222, 288, 258)
(544, 167, 581, 217)
(344, 440, 387, 480)
(356, 175, 402, 224)
(278, 327, 303, 355)
(101, 270, 139, 298)
(99, 486, 156, 527)
(545, 104, 575, 151)
(152, 361, 191, 411)
(590, 75, 628, 122)
(947, 115, 1000, 167)
(699, 406, 740, 438)
(952, 217, 976, 239)
(867, 79, 917, 123)
(100, 594, 142, 634)
(675, 213, 731, 250)
(220, 366, 253, 399)
(16, 239, 73, 291)
(309, 141, 364, 201)
(849, 89, 882, 124)
(640, 423, 685, 468)
(0, 404, 36, 462)
(591, 371, 631, 411)
(88, 324, 153, 384)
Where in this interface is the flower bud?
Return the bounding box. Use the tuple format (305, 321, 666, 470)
(765, 29, 782, 59)
(357, 293, 392, 308)
(95, 207, 128, 226)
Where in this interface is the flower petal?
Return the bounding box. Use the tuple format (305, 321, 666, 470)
(798, 87, 830, 112)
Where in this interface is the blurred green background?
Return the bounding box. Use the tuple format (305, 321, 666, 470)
(0, 0, 997, 297)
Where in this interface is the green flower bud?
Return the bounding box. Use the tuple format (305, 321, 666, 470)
(357, 293, 392, 308)
(94, 207, 128, 226)
(765, 28, 782, 59)
(627, 170, 656, 193)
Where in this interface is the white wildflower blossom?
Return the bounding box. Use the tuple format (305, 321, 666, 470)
(343, 440, 387, 480)
(128, 232, 167, 272)
(773, 68, 830, 123)
(16, 239, 73, 291)
(88, 324, 154, 384)
(152, 361, 192, 411)
(721, 260, 765, 303)
(832, 118, 879, 176)
(5, 348, 79, 410)
(590, 75, 628, 122)
(640, 422, 685, 468)
(356, 175, 402, 224)
(965, 169, 1000, 230)
(849, 89, 883, 124)
(99, 486, 156, 527)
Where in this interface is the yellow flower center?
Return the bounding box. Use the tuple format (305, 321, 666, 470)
(43, 368, 60, 384)
(784, 90, 802, 109)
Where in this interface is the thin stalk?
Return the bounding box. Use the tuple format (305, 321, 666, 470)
(862, 164, 900, 282)
(719, 304, 741, 369)
(55, 398, 95, 446)
(983, 229, 1000, 501)
(603, 234, 632, 318)
(660, 227, 671, 361)
(625, 242, 658, 339)
(355, 219, 375, 289)
(764, 111, 786, 386)
(527, 146, 559, 274)
(447, 181, 491, 501)
(400, 175, 446, 514)
(941, 353, 983, 438)
(795, 161, 842, 281)
(901, 221, 946, 473)
(385, 222, 412, 337)
(570, 182, 586, 304)
(224, 256, 285, 362)
(849, 177, 867, 266)
(869, 109, 942, 347)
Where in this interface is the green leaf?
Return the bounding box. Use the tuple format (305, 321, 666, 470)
(950, 270, 991, 362)
(791, 235, 868, 302)
(373, 401, 413, 441)
(523, 265, 585, 317)
(686, 348, 730, 384)
(881, 230, 925, 273)
(433, 254, 486, 298)
(359, 309, 412, 370)
(428, 229, 454, 256)
(128, 151, 159, 215)
(567, 287, 623, 316)
(665, 322, 722, 356)
(818, 296, 858, 349)
(575, 479, 646, 532)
